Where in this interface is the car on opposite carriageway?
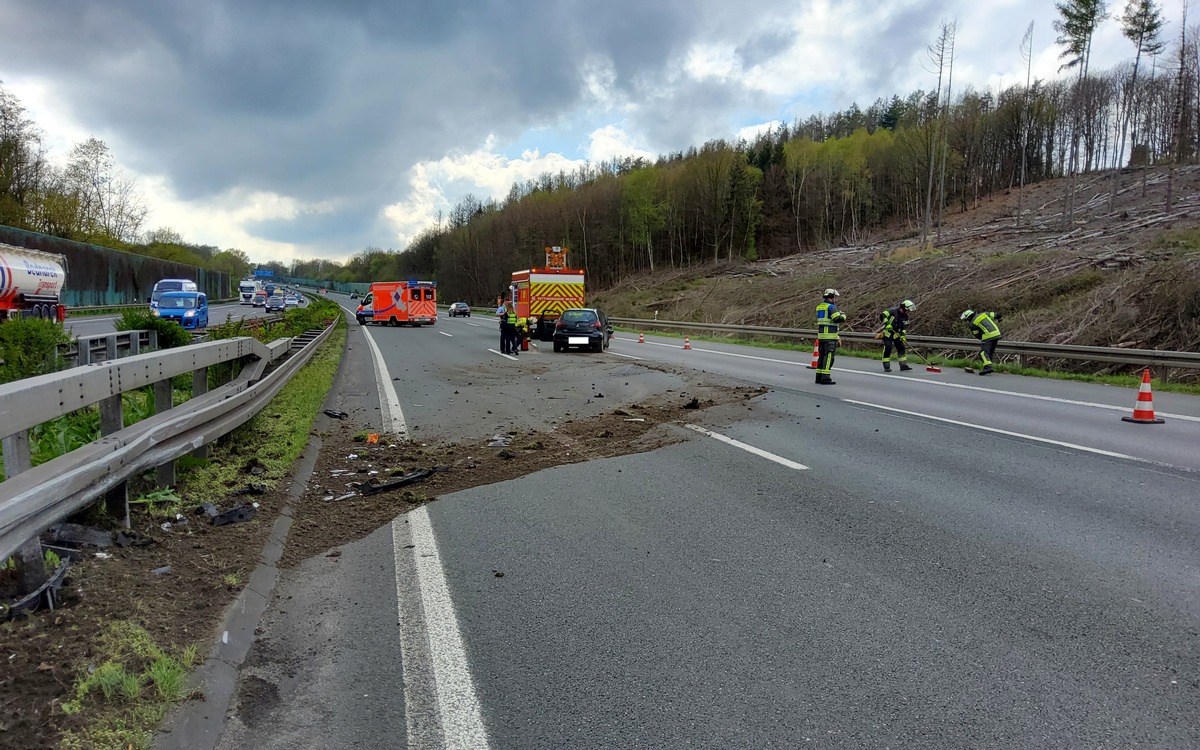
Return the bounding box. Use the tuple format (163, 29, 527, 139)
(448, 302, 471, 317)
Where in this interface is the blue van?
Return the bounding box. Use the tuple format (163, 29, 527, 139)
(150, 279, 199, 309)
(153, 292, 209, 329)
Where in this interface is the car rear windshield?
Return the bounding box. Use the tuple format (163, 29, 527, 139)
(560, 310, 597, 323)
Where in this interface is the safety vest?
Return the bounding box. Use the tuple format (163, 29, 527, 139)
(816, 302, 846, 340)
(506, 310, 517, 324)
(971, 312, 1000, 340)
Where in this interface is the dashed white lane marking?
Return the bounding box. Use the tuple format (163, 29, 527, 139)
(841, 399, 1157, 465)
(608, 351, 644, 360)
(439, 331, 453, 337)
(684, 424, 810, 470)
(393, 510, 492, 750)
(487, 348, 517, 361)
(465, 322, 483, 327)
(359, 323, 409, 438)
(614, 336, 1200, 422)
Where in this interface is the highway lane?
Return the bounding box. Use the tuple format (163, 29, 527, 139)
(63, 300, 274, 337)
(220, 293, 1200, 748)
(605, 332, 1200, 471)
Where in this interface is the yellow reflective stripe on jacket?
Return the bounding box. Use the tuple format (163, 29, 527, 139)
(972, 312, 1000, 340)
(816, 302, 845, 340)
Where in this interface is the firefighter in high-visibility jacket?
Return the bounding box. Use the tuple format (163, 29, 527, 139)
(961, 309, 1001, 375)
(815, 288, 847, 385)
(880, 299, 916, 372)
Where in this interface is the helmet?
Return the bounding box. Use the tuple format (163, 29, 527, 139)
(901, 300, 916, 312)
(823, 288, 840, 298)
(960, 309, 975, 321)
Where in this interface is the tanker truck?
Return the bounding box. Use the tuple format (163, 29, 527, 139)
(0, 243, 67, 323)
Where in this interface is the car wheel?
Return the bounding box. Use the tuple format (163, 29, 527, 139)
(593, 340, 603, 353)
(356, 316, 366, 326)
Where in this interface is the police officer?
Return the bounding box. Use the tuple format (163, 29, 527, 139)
(880, 299, 916, 372)
(496, 295, 510, 354)
(815, 288, 847, 384)
(961, 309, 1001, 375)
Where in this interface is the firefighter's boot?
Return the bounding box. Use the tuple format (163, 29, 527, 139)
(980, 364, 994, 375)
(883, 362, 891, 372)
(899, 363, 912, 371)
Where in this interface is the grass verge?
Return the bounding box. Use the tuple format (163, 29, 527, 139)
(39, 317, 346, 747)
(172, 314, 347, 505)
(613, 327, 1200, 395)
(58, 621, 200, 750)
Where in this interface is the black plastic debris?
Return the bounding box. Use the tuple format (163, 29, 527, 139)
(323, 409, 349, 419)
(195, 502, 220, 519)
(231, 483, 268, 496)
(46, 522, 113, 549)
(211, 504, 257, 526)
(357, 469, 434, 496)
(5, 560, 70, 619)
(683, 397, 700, 409)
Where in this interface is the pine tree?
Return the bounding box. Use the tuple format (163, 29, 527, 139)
(1054, 0, 1109, 227)
(1109, 0, 1166, 211)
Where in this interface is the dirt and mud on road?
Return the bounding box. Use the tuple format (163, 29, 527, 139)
(0, 355, 766, 750)
(284, 378, 766, 565)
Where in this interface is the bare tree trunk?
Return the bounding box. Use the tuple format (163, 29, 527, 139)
(1018, 22, 1034, 228)
(936, 24, 957, 244)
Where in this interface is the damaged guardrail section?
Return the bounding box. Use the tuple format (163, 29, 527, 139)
(0, 321, 336, 594)
(609, 318, 1200, 373)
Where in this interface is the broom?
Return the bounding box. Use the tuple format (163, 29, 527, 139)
(910, 346, 942, 373)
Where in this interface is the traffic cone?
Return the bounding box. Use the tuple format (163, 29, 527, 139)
(1122, 368, 1165, 424)
(683, 336, 691, 350)
(807, 340, 819, 369)
(638, 331, 645, 344)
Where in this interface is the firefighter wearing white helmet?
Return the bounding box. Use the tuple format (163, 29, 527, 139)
(879, 299, 916, 373)
(815, 288, 847, 384)
(961, 309, 1002, 375)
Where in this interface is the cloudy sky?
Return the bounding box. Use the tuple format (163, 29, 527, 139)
(0, 0, 1187, 264)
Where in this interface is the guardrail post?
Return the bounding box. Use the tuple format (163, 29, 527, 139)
(105, 334, 117, 362)
(99, 395, 129, 527)
(154, 379, 175, 486)
(77, 339, 91, 366)
(192, 366, 209, 459)
(1, 430, 49, 592)
(148, 329, 158, 350)
(129, 333, 141, 356)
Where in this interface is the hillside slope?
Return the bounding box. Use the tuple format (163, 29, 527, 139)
(592, 166, 1200, 358)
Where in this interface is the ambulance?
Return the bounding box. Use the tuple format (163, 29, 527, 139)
(355, 280, 438, 326)
(512, 246, 585, 340)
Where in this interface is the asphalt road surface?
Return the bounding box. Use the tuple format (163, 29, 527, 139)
(64, 300, 277, 338)
(214, 293, 1200, 749)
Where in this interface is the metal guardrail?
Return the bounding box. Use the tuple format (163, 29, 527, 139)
(67, 298, 239, 315)
(609, 318, 1200, 372)
(63, 330, 157, 366)
(0, 319, 337, 589)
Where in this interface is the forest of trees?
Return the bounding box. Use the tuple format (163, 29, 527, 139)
(1, 2, 1190, 303)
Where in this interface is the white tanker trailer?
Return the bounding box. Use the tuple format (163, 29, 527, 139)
(0, 243, 67, 322)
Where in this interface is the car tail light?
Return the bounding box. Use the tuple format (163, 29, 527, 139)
(593, 321, 602, 329)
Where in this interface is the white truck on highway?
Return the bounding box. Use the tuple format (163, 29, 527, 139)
(238, 277, 263, 305)
(0, 243, 68, 323)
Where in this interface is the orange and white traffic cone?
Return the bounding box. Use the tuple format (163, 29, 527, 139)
(683, 336, 691, 350)
(638, 331, 645, 344)
(1122, 368, 1165, 424)
(807, 340, 819, 369)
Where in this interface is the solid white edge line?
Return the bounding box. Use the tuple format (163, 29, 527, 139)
(614, 336, 1200, 423)
(404, 507, 492, 749)
(358, 322, 409, 438)
(685, 424, 810, 470)
(487, 348, 517, 360)
(439, 331, 453, 337)
(840, 399, 1154, 464)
